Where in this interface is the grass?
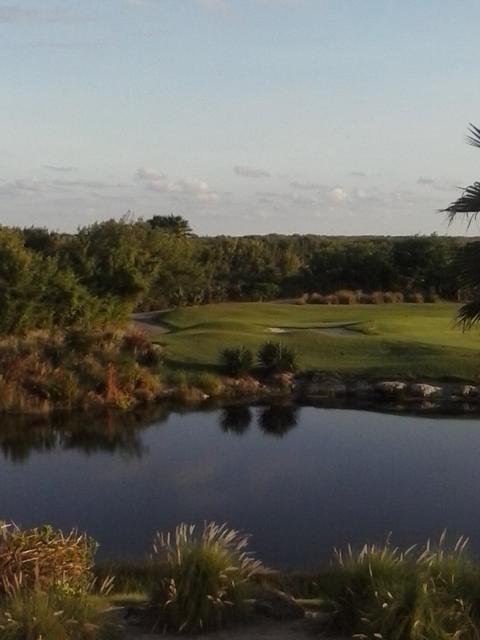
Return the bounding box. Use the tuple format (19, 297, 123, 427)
(147, 522, 264, 633)
(149, 302, 480, 380)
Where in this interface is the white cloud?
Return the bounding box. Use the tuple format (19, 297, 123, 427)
(327, 187, 349, 203)
(136, 168, 218, 201)
(136, 167, 166, 181)
(234, 165, 271, 179)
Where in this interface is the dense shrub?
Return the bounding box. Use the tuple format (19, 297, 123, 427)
(148, 522, 263, 633)
(406, 292, 425, 303)
(219, 346, 254, 377)
(370, 291, 385, 304)
(257, 342, 297, 374)
(0, 523, 96, 595)
(337, 290, 356, 305)
(308, 293, 324, 304)
(319, 536, 480, 640)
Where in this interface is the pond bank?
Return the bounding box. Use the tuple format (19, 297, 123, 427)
(156, 371, 480, 416)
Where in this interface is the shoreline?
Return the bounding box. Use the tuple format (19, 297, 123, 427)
(4, 371, 480, 419)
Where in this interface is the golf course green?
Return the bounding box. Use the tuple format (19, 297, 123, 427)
(150, 302, 480, 380)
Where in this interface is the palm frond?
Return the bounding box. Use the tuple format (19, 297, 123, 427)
(443, 182, 480, 227)
(456, 298, 480, 330)
(454, 241, 480, 289)
(466, 123, 480, 148)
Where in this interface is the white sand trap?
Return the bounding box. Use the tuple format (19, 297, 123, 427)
(269, 325, 360, 336)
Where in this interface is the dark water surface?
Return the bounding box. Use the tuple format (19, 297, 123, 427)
(2, 405, 480, 568)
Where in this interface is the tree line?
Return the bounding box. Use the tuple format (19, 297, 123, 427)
(0, 215, 469, 333)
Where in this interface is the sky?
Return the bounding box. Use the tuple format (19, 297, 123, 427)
(1, 0, 480, 236)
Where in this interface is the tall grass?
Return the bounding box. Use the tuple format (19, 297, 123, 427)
(319, 535, 480, 640)
(148, 522, 264, 633)
(0, 588, 116, 640)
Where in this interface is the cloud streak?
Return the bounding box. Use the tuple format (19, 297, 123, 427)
(234, 165, 270, 179)
(0, 4, 76, 24)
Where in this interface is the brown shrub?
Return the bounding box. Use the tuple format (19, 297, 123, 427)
(0, 523, 96, 595)
(308, 293, 325, 304)
(425, 292, 441, 303)
(371, 291, 385, 304)
(337, 290, 357, 305)
(358, 292, 373, 304)
(406, 292, 425, 303)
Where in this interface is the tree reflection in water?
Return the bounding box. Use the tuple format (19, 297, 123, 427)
(0, 406, 171, 463)
(219, 405, 253, 435)
(257, 404, 299, 437)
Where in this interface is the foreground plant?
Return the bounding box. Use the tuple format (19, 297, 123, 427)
(148, 522, 264, 633)
(0, 523, 96, 595)
(0, 587, 117, 640)
(319, 535, 480, 640)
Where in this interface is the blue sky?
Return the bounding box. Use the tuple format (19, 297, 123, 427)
(1, 0, 480, 235)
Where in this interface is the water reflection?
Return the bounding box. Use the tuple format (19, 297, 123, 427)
(3, 404, 480, 567)
(258, 404, 299, 437)
(0, 408, 171, 463)
(220, 405, 252, 435)
(0, 403, 303, 462)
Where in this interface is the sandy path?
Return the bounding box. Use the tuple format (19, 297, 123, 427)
(124, 618, 342, 639)
(131, 311, 171, 335)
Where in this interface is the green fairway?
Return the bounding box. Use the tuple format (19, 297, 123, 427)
(152, 302, 480, 380)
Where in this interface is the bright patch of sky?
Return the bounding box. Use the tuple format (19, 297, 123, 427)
(1, 0, 480, 235)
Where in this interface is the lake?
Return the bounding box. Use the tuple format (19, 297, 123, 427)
(1, 404, 480, 568)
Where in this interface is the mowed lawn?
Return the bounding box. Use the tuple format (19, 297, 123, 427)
(151, 302, 480, 380)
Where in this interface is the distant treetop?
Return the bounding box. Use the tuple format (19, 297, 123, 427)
(147, 215, 192, 237)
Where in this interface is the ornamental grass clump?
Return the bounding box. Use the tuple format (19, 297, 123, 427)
(219, 346, 254, 377)
(319, 534, 480, 640)
(148, 522, 263, 633)
(258, 342, 297, 374)
(0, 587, 116, 640)
(0, 523, 96, 596)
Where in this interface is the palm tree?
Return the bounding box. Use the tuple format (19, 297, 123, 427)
(444, 124, 480, 327)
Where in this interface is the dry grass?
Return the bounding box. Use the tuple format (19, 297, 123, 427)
(0, 523, 96, 595)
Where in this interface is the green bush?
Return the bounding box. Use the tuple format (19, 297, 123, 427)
(148, 522, 263, 633)
(319, 536, 480, 640)
(257, 342, 297, 374)
(219, 346, 254, 377)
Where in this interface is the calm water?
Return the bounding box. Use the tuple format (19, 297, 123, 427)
(2, 405, 480, 568)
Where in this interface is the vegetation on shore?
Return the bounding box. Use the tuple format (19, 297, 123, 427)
(2, 300, 480, 413)
(4, 521, 480, 639)
(0, 221, 468, 335)
(0, 328, 163, 414)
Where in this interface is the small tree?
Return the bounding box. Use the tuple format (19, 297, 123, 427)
(444, 124, 480, 327)
(219, 346, 254, 377)
(257, 341, 297, 374)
